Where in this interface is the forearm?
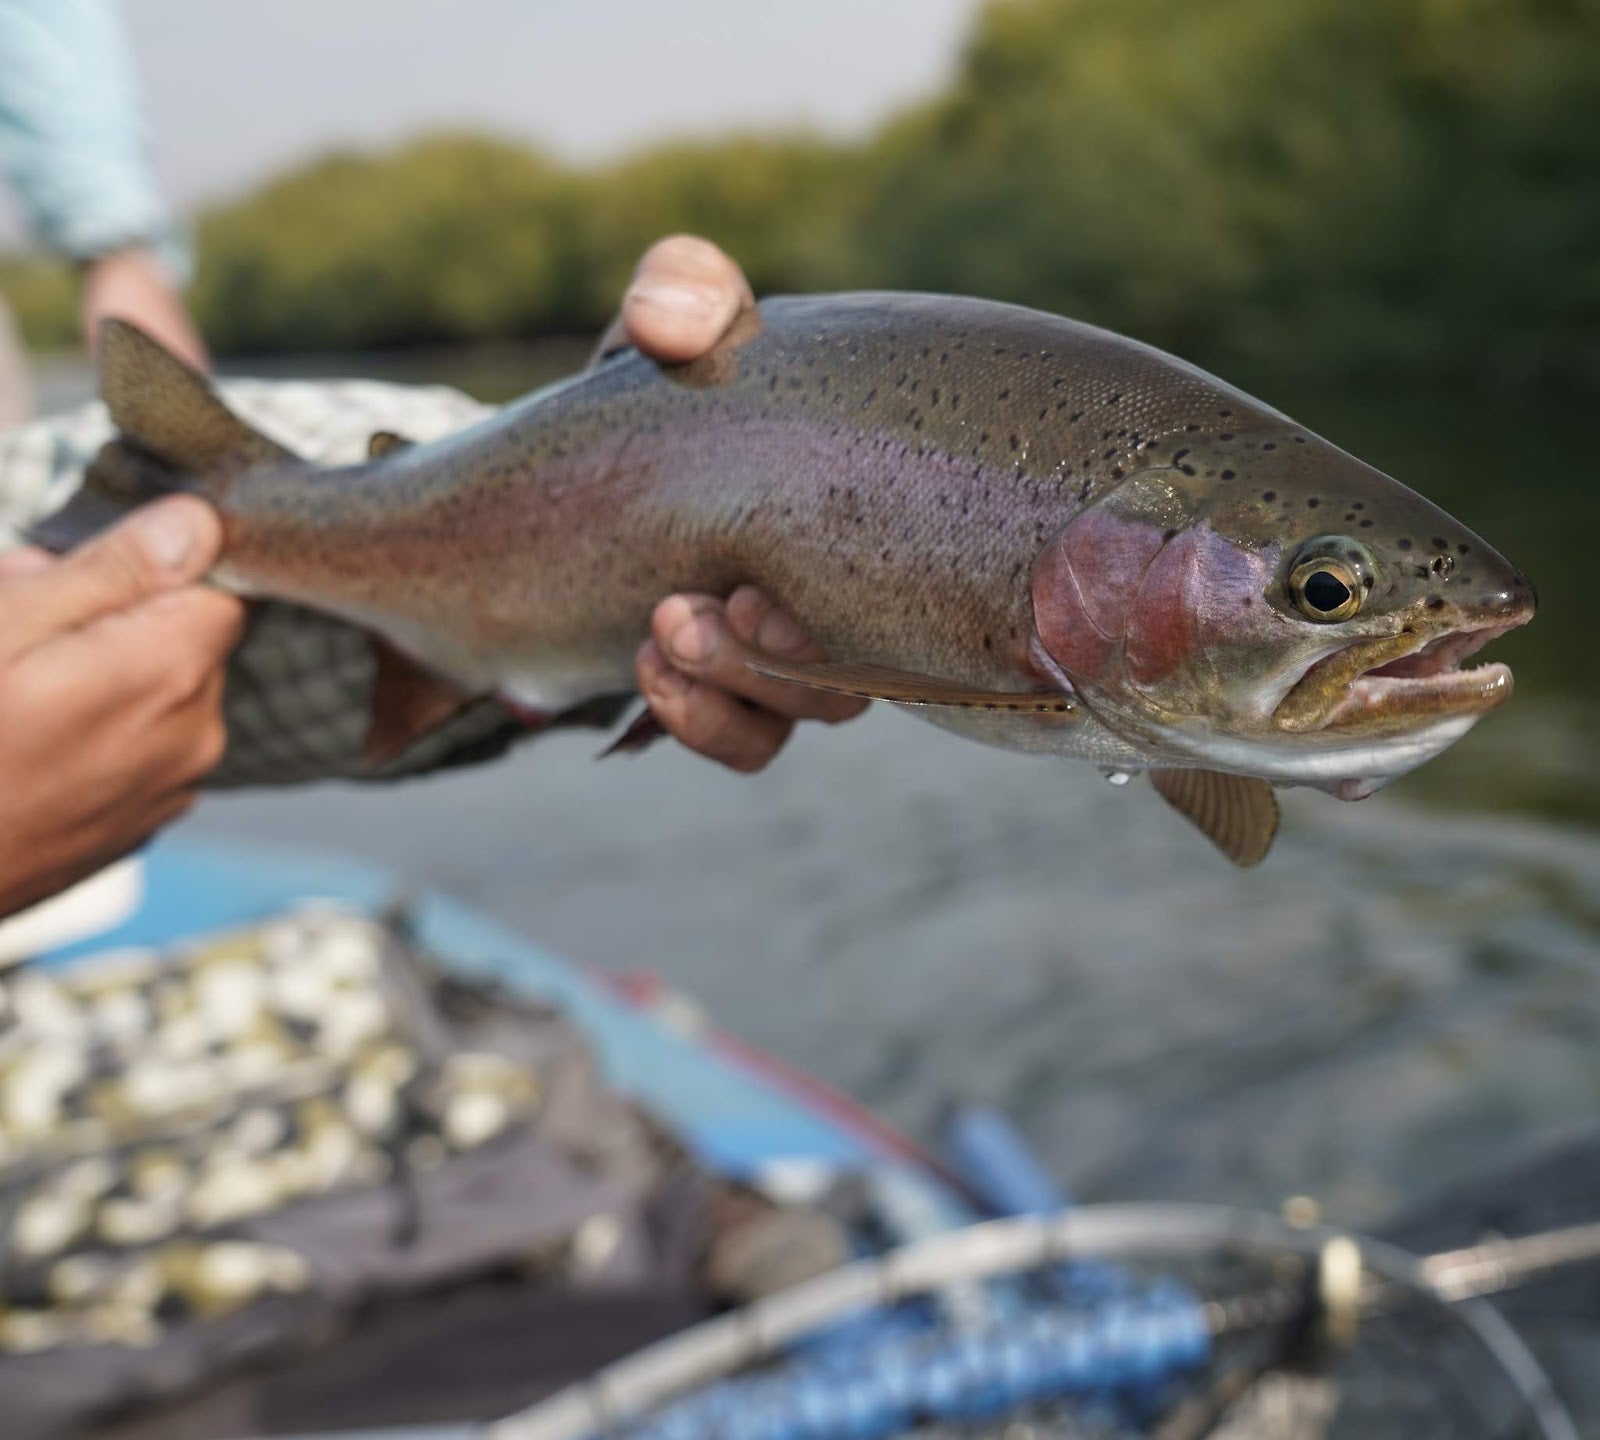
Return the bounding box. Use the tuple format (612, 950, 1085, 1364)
(0, 0, 186, 274)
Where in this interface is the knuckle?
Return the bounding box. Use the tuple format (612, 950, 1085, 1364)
(86, 532, 161, 603)
(192, 715, 229, 776)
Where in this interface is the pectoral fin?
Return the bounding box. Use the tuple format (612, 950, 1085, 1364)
(1150, 768, 1279, 868)
(746, 658, 1077, 714)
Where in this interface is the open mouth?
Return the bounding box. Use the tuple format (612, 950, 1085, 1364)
(1276, 618, 1525, 734)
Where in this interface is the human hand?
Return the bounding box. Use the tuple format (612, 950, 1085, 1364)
(81, 247, 210, 372)
(0, 498, 244, 919)
(611, 236, 868, 771)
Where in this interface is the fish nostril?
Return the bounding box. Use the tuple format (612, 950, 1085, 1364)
(1482, 573, 1537, 617)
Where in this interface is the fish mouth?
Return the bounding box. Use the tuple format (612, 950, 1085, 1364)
(1275, 616, 1525, 736)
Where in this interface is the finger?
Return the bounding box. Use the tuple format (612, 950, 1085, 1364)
(636, 638, 793, 773)
(622, 236, 755, 365)
(724, 587, 870, 723)
(28, 586, 244, 716)
(0, 545, 53, 580)
(3, 497, 223, 657)
(652, 592, 868, 724)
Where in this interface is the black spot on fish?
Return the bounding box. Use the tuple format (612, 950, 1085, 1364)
(1219, 432, 1234, 441)
(1432, 537, 1448, 550)
(1172, 448, 1190, 463)
(1263, 442, 1277, 451)
(1009, 434, 1020, 451)
(1359, 518, 1374, 528)
(1107, 392, 1122, 403)
(1307, 498, 1320, 508)
(1426, 596, 1445, 610)
(997, 388, 1011, 400)
(1162, 528, 1178, 541)
(1111, 466, 1125, 479)
(1185, 423, 1199, 432)
(1070, 411, 1083, 422)
(1293, 435, 1308, 444)
(1221, 469, 1236, 480)
(1241, 596, 1253, 608)
(1218, 409, 1233, 417)
(1180, 464, 1196, 476)
(1262, 490, 1276, 501)
(982, 635, 993, 651)
(931, 387, 940, 405)
(1345, 513, 1357, 522)
(1397, 538, 1413, 551)
(1103, 448, 1117, 459)
(1352, 502, 1365, 511)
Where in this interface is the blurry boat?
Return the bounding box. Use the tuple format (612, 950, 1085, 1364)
(4, 838, 1595, 1440)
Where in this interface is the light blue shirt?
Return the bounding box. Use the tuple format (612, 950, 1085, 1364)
(0, 0, 186, 275)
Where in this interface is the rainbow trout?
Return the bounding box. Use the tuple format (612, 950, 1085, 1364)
(40, 298, 1534, 865)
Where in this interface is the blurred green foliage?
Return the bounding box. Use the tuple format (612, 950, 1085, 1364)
(1, 0, 1594, 389)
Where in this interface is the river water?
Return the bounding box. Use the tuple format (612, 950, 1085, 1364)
(38, 346, 1600, 1230)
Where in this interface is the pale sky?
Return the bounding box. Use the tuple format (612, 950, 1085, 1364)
(121, 0, 980, 213)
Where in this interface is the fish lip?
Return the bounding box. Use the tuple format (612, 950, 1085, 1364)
(1276, 611, 1529, 733)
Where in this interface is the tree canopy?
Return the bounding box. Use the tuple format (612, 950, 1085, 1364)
(3, 0, 1594, 391)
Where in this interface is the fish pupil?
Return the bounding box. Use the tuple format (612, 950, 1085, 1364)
(1304, 570, 1352, 612)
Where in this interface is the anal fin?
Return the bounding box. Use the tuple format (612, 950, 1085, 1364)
(364, 639, 478, 766)
(1150, 768, 1279, 868)
(747, 657, 1077, 714)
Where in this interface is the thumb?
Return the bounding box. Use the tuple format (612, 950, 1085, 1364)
(5, 497, 223, 656)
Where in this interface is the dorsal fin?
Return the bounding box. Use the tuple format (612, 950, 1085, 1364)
(1150, 767, 1279, 867)
(98, 318, 297, 477)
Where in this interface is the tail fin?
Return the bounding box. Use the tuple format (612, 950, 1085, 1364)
(28, 318, 300, 553)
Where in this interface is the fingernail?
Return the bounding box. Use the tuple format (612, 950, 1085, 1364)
(666, 611, 720, 666)
(130, 500, 201, 571)
(630, 281, 716, 322)
(755, 606, 811, 656)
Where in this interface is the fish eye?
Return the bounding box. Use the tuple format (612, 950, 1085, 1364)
(1288, 538, 1373, 622)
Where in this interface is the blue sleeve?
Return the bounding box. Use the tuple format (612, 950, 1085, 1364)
(0, 0, 188, 277)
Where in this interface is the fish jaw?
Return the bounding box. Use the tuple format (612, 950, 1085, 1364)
(1275, 616, 1524, 738)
